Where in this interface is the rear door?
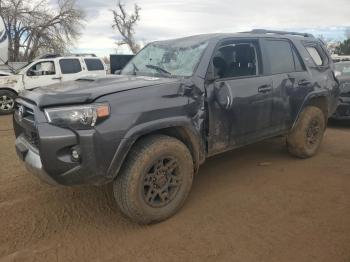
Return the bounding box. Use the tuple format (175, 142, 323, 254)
(261, 38, 311, 131)
(58, 58, 83, 82)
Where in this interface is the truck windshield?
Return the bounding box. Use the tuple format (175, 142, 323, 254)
(121, 41, 208, 77)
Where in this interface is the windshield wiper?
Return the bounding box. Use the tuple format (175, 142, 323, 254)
(145, 64, 172, 76)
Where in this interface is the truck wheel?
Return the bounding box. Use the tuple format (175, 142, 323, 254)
(0, 90, 16, 115)
(287, 106, 326, 158)
(114, 135, 194, 224)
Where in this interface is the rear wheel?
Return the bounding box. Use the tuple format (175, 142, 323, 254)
(114, 135, 194, 224)
(287, 106, 326, 158)
(0, 90, 16, 115)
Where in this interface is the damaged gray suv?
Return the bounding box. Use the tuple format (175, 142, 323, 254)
(14, 30, 339, 224)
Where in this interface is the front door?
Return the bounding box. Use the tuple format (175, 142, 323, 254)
(23, 60, 61, 89)
(206, 39, 274, 154)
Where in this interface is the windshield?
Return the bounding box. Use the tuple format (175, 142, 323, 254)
(335, 62, 350, 77)
(121, 41, 208, 77)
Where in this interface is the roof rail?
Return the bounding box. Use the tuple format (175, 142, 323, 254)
(244, 29, 314, 38)
(66, 53, 97, 57)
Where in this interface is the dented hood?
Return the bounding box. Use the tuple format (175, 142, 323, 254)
(19, 75, 180, 108)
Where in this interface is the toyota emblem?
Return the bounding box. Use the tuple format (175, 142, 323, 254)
(18, 105, 25, 119)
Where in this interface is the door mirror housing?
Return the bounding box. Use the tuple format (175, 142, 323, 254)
(214, 82, 233, 110)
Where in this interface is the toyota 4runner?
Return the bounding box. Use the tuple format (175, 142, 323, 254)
(13, 30, 339, 224)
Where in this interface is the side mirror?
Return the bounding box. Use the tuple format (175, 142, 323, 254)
(214, 82, 233, 110)
(27, 69, 35, 76)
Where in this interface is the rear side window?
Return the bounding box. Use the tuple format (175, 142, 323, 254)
(306, 46, 324, 66)
(59, 59, 82, 74)
(264, 40, 295, 74)
(84, 59, 104, 71)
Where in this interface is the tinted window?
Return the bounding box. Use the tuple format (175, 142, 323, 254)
(306, 46, 323, 66)
(213, 41, 260, 79)
(265, 40, 295, 74)
(292, 48, 305, 72)
(59, 59, 82, 74)
(84, 59, 104, 71)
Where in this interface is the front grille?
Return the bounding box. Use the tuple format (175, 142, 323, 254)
(15, 103, 35, 123)
(14, 101, 39, 148)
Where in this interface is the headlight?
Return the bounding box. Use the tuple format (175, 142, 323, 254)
(44, 104, 110, 129)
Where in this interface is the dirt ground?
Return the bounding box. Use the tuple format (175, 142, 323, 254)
(0, 115, 350, 262)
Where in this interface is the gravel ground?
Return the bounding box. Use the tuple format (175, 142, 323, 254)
(0, 115, 350, 262)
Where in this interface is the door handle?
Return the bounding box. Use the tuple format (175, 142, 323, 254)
(258, 84, 272, 93)
(52, 77, 62, 80)
(298, 79, 311, 86)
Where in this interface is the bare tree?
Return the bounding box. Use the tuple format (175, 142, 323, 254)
(0, 0, 85, 62)
(112, 2, 141, 54)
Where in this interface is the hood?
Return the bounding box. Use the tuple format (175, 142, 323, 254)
(0, 70, 12, 76)
(20, 75, 180, 108)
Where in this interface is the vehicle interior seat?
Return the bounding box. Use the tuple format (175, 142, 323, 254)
(213, 56, 228, 78)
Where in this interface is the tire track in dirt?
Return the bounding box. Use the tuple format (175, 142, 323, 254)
(1, 115, 350, 261)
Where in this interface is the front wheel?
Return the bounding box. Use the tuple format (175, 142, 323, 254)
(0, 90, 17, 115)
(114, 135, 194, 224)
(287, 106, 326, 158)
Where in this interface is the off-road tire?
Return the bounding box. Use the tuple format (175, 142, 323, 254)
(114, 135, 194, 224)
(0, 90, 17, 115)
(287, 106, 326, 158)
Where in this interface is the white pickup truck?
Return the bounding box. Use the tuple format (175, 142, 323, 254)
(0, 55, 107, 114)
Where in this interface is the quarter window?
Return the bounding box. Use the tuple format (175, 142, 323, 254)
(306, 46, 324, 66)
(59, 59, 82, 74)
(264, 40, 295, 74)
(84, 59, 104, 71)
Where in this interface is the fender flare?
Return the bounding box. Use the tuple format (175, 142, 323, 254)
(106, 116, 206, 179)
(292, 90, 329, 129)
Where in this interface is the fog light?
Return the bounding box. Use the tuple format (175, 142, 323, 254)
(71, 147, 81, 162)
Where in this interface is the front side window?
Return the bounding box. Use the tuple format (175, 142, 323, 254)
(27, 61, 55, 76)
(212, 41, 260, 79)
(59, 59, 82, 74)
(264, 40, 295, 74)
(85, 59, 104, 71)
(122, 41, 208, 77)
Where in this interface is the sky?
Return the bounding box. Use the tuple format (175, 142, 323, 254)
(66, 0, 350, 57)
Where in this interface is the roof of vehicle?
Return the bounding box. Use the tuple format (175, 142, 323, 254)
(151, 30, 317, 47)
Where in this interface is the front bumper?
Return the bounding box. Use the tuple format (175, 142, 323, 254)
(15, 135, 59, 185)
(13, 99, 122, 186)
(332, 96, 350, 120)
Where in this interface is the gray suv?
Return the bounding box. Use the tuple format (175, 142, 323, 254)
(14, 30, 339, 224)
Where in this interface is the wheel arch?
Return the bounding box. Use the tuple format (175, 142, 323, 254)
(0, 87, 18, 95)
(292, 92, 329, 129)
(107, 117, 206, 180)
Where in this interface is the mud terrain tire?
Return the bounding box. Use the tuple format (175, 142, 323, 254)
(114, 135, 194, 224)
(287, 106, 326, 158)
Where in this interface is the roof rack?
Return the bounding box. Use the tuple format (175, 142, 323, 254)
(243, 29, 314, 38)
(35, 53, 97, 60)
(67, 53, 97, 57)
